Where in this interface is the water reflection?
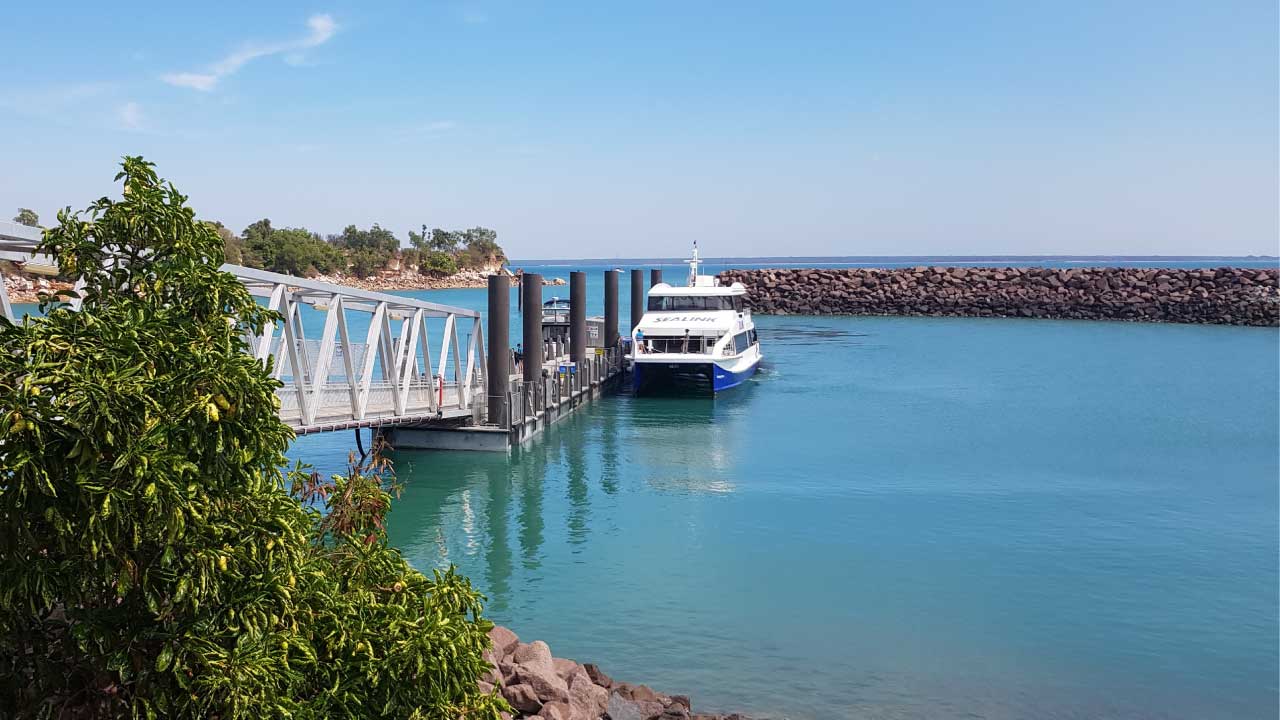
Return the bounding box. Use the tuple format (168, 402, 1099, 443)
(621, 389, 754, 491)
(563, 416, 590, 547)
(385, 385, 758, 613)
(516, 446, 545, 571)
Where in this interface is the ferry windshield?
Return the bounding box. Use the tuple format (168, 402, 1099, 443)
(648, 295, 741, 311)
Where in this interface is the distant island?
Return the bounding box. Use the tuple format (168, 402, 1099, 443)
(214, 218, 510, 290)
(2, 209, 539, 302)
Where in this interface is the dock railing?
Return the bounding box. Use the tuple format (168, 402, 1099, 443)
(504, 346, 623, 430)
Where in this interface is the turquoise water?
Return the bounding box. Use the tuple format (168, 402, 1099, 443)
(297, 311, 1277, 719)
(12, 258, 1279, 718)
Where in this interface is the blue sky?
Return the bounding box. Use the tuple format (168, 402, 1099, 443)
(1, 1, 1276, 258)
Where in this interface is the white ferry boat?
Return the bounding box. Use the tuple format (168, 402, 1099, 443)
(631, 244, 762, 395)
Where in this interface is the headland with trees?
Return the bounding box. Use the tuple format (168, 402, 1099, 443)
(4, 208, 518, 303)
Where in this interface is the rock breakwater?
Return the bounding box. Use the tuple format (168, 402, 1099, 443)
(485, 625, 749, 720)
(718, 266, 1279, 326)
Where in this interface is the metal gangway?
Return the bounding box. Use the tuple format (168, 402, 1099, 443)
(1, 221, 486, 435)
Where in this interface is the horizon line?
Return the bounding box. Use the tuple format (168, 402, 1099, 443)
(508, 254, 1280, 264)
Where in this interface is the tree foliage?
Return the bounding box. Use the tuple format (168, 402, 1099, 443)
(0, 157, 506, 719)
(213, 216, 506, 280)
(12, 208, 39, 227)
(240, 219, 343, 277)
(455, 227, 504, 270)
(419, 251, 459, 277)
(206, 221, 245, 265)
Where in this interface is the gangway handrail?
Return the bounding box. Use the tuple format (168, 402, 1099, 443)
(227, 265, 479, 319)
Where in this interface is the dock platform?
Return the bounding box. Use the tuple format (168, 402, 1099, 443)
(385, 347, 623, 451)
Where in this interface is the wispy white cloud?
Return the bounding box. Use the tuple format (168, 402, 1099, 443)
(117, 101, 143, 130)
(162, 14, 339, 92)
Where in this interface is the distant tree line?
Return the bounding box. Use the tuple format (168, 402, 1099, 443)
(9, 207, 506, 281)
(209, 218, 506, 279)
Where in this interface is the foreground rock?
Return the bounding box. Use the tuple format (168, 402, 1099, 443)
(718, 266, 1279, 326)
(486, 626, 750, 720)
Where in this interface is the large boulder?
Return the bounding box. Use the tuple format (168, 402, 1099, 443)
(568, 669, 609, 719)
(489, 625, 521, 658)
(513, 640, 556, 675)
(583, 663, 613, 688)
(553, 657, 581, 681)
(503, 683, 543, 715)
(482, 647, 503, 685)
(515, 663, 571, 706)
(607, 691, 666, 720)
(539, 701, 572, 720)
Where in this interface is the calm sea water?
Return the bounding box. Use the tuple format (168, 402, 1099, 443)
(13, 257, 1279, 718)
(283, 258, 1278, 720)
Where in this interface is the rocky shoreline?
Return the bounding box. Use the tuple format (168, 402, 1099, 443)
(309, 268, 566, 293)
(2, 267, 566, 304)
(2, 274, 74, 304)
(718, 266, 1279, 326)
(486, 626, 748, 720)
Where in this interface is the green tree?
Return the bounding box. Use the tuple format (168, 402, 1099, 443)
(0, 157, 505, 719)
(400, 247, 421, 271)
(330, 224, 400, 275)
(270, 228, 344, 276)
(206, 221, 248, 266)
(408, 229, 429, 251)
(419, 251, 459, 276)
(347, 247, 384, 279)
(239, 220, 340, 276)
(429, 228, 461, 254)
(12, 208, 39, 227)
(457, 227, 505, 269)
(242, 218, 278, 269)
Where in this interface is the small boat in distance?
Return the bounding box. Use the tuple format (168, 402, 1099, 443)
(630, 243, 762, 395)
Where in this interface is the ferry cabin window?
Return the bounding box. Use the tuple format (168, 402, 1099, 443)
(646, 336, 712, 353)
(732, 332, 750, 354)
(647, 296, 737, 311)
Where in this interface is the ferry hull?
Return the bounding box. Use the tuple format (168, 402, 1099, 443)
(632, 358, 758, 395)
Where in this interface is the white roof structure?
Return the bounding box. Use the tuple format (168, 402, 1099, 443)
(648, 280, 746, 296)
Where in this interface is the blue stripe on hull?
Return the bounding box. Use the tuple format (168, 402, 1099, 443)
(632, 357, 760, 395)
(711, 358, 759, 392)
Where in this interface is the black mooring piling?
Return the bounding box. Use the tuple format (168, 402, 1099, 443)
(630, 269, 645, 332)
(650, 268, 663, 288)
(486, 275, 509, 426)
(570, 271, 587, 366)
(603, 269, 619, 350)
(521, 273, 543, 382)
